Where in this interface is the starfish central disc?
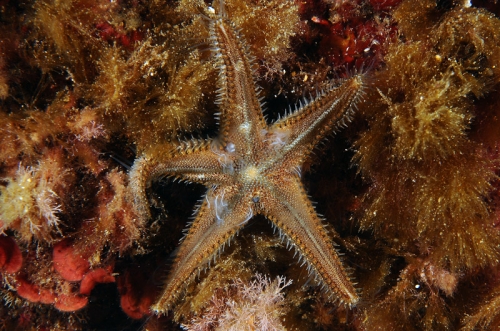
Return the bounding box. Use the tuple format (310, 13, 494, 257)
(242, 165, 260, 182)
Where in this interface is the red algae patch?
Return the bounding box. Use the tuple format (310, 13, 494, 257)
(368, 0, 403, 11)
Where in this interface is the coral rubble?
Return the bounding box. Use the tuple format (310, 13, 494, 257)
(0, 0, 499, 330)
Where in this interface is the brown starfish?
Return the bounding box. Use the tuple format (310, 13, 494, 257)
(129, 6, 365, 314)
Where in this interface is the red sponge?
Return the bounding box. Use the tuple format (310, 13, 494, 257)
(53, 239, 90, 281)
(80, 267, 115, 295)
(0, 236, 23, 274)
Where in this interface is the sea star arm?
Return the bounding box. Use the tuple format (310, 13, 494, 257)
(265, 75, 365, 169)
(209, 17, 267, 157)
(129, 140, 232, 220)
(261, 175, 359, 306)
(151, 187, 254, 313)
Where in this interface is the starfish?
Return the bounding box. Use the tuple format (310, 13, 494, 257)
(129, 5, 365, 314)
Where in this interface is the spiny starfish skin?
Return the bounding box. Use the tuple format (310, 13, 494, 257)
(129, 9, 365, 314)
